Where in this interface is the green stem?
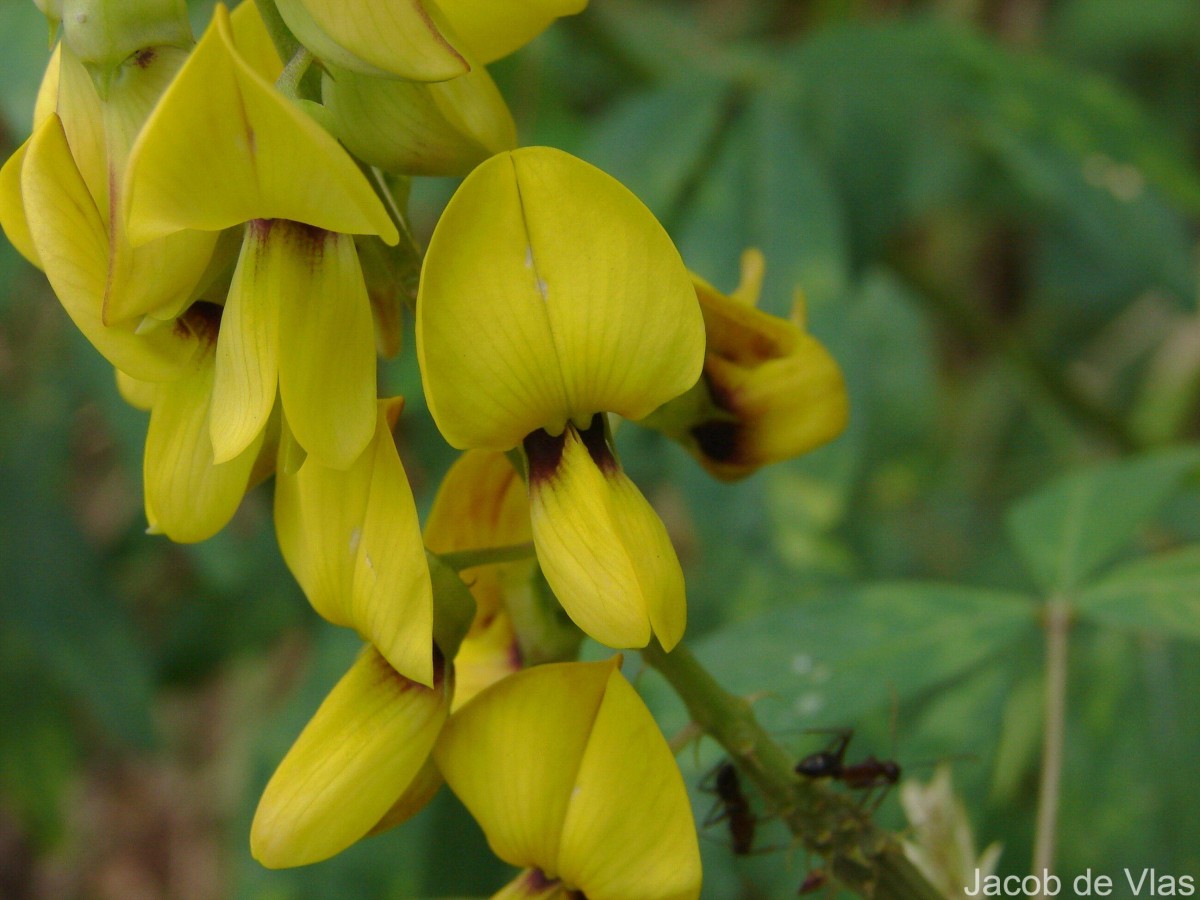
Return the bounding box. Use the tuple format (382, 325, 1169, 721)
(276, 47, 314, 101)
(642, 641, 947, 900)
(1032, 598, 1071, 892)
(437, 542, 537, 572)
(253, 0, 301, 64)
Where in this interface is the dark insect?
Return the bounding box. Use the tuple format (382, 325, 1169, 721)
(795, 729, 901, 808)
(700, 760, 757, 855)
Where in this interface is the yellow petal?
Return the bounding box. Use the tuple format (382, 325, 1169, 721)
(323, 61, 516, 177)
(124, 5, 397, 246)
(699, 342, 848, 478)
(54, 43, 108, 214)
(434, 659, 614, 872)
(274, 400, 434, 686)
(251, 645, 449, 868)
(33, 42, 62, 129)
(276, 227, 376, 470)
(210, 221, 281, 463)
(425, 450, 531, 614)
(350, 409, 435, 685)
(276, 0, 468, 81)
(425, 451, 530, 708)
(115, 368, 156, 411)
(526, 418, 685, 650)
(0, 43, 61, 271)
(687, 267, 849, 479)
(418, 147, 703, 450)
(22, 114, 197, 381)
(0, 140, 41, 269)
(228, 0, 284, 82)
(555, 668, 701, 900)
(437, 0, 588, 65)
(143, 313, 264, 542)
(435, 659, 700, 900)
(367, 755, 444, 836)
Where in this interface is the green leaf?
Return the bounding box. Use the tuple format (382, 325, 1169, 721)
(581, 76, 732, 221)
(671, 89, 851, 317)
(687, 582, 1037, 732)
(1075, 545, 1200, 640)
(1005, 446, 1200, 594)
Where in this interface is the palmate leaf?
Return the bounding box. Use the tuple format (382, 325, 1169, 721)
(678, 582, 1036, 734)
(1005, 446, 1200, 595)
(1075, 545, 1200, 640)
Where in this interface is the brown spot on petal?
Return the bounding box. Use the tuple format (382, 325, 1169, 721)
(524, 428, 567, 484)
(577, 415, 618, 476)
(133, 48, 156, 69)
(177, 300, 223, 347)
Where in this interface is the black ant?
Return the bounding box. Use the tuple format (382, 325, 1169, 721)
(699, 760, 757, 855)
(795, 729, 901, 808)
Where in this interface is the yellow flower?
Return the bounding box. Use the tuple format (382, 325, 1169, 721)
(124, 4, 399, 469)
(418, 148, 704, 652)
(251, 644, 450, 868)
(424, 450, 532, 709)
(1, 31, 221, 361)
(17, 112, 199, 381)
(434, 658, 701, 900)
(646, 249, 849, 480)
(275, 398, 434, 687)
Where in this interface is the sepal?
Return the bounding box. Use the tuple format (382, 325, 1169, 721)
(323, 60, 516, 177)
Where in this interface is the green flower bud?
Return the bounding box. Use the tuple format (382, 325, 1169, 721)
(323, 63, 516, 177)
(60, 0, 191, 72)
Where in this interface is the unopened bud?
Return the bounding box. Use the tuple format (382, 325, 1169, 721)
(60, 0, 191, 72)
(323, 63, 517, 177)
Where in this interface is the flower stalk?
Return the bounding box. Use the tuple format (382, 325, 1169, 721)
(642, 640, 948, 900)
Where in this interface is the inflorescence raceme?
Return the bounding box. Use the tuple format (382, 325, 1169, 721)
(0, 2, 851, 897)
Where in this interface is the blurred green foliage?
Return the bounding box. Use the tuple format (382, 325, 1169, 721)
(2, 0, 1200, 897)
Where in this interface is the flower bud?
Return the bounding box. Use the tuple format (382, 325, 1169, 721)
(60, 0, 191, 73)
(323, 62, 516, 177)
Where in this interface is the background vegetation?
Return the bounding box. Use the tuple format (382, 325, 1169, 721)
(1, 0, 1199, 897)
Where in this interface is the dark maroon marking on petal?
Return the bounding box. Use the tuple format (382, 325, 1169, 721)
(524, 428, 566, 484)
(177, 300, 223, 346)
(522, 869, 559, 890)
(691, 419, 742, 463)
(283, 221, 330, 275)
(133, 48, 157, 69)
(577, 414, 618, 476)
(507, 638, 523, 672)
(248, 218, 275, 265)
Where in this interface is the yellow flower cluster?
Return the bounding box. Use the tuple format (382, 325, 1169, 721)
(0, 1, 849, 896)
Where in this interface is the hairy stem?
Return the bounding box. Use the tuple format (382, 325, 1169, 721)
(642, 641, 946, 900)
(1032, 598, 1071, 890)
